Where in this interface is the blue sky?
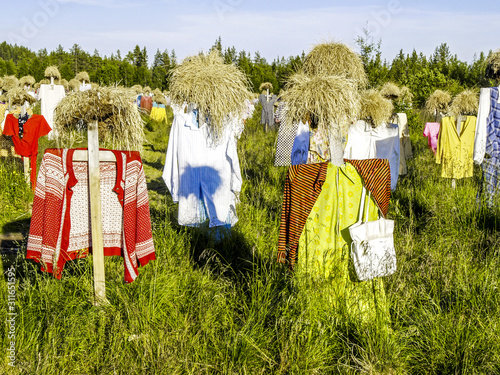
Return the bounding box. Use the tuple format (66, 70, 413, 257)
(2, 0, 499, 64)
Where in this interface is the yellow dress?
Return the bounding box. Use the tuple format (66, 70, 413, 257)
(296, 163, 388, 324)
(436, 116, 477, 178)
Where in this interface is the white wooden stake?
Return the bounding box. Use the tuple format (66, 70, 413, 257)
(87, 120, 108, 305)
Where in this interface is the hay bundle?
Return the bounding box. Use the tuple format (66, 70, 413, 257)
(359, 89, 393, 127)
(59, 78, 69, 90)
(302, 42, 368, 87)
(399, 86, 413, 103)
(75, 71, 90, 83)
(19, 75, 36, 87)
(169, 50, 251, 140)
(486, 49, 500, 79)
(69, 79, 80, 91)
(279, 73, 360, 139)
(53, 86, 145, 151)
(44, 66, 61, 80)
(6, 87, 37, 105)
(259, 82, 273, 92)
(143, 86, 152, 94)
(153, 88, 168, 106)
(379, 82, 401, 99)
(2, 76, 19, 91)
(131, 84, 143, 94)
(90, 83, 99, 90)
(425, 90, 452, 115)
(449, 89, 479, 116)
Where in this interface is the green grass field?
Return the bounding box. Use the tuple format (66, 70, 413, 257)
(1, 106, 500, 374)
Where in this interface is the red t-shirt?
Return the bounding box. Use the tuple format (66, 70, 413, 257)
(3, 113, 51, 190)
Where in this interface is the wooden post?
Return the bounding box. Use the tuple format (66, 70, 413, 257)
(87, 120, 108, 305)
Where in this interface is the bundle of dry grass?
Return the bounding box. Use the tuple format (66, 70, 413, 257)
(152, 88, 168, 106)
(169, 50, 252, 140)
(45, 66, 61, 80)
(75, 71, 90, 83)
(259, 82, 273, 92)
(53, 86, 145, 151)
(302, 42, 368, 87)
(19, 75, 36, 87)
(59, 79, 69, 91)
(143, 86, 152, 94)
(449, 89, 479, 116)
(69, 79, 80, 91)
(2, 76, 19, 91)
(425, 90, 452, 115)
(379, 82, 401, 99)
(131, 84, 143, 94)
(279, 73, 360, 139)
(359, 89, 394, 127)
(399, 86, 413, 103)
(6, 87, 37, 106)
(486, 49, 500, 79)
(90, 83, 99, 90)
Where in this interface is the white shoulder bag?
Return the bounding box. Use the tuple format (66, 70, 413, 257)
(349, 186, 397, 281)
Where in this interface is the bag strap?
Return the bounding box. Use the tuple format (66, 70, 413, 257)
(355, 185, 372, 225)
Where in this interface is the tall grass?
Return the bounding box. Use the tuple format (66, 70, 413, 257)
(1, 107, 500, 374)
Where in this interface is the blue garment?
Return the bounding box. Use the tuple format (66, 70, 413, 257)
(290, 121, 310, 165)
(136, 95, 142, 108)
(159, 104, 166, 109)
(482, 87, 500, 204)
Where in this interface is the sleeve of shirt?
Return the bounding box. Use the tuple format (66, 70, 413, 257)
(2, 114, 15, 136)
(435, 120, 444, 165)
(423, 123, 429, 137)
(162, 114, 180, 202)
(473, 88, 491, 165)
(38, 115, 52, 137)
(135, 160, 156, 267)
(227, 130, 242, 194)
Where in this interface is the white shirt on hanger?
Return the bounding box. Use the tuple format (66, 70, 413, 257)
(38, 84, 65, 139)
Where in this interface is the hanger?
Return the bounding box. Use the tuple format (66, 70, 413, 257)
(50, 76, 55, 90)
(72, 149, 117, 162)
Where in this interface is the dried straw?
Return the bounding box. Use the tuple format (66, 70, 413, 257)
(259, 82, 273, 92)
(75, 71, 90, 83)
(425, 89, 452, 115)
(279, 72, 360, 139)
(53, 86, 145, 151)
(153, 88, 168, 106)
(19, 75, 36, 87)
(169, 50, 252, 141)
(399, 86, 413, 103)
(69, 79, 80, 91)
(2, 76, 19, 91)
(6, 87, 37, 106)
(131, 84, 143, 94)
(90, 83, 99, 90)
(358, 89, 394, 127)
(449, 89, 479, 116)
(143, 86, 152, 94)
(302, 42, 368, 87)
(379, 82, 401, 99)
(59, 79, 69, 91)
(486, 49, 500, 78)
(45, 66, 61, 80)
(39, 79, 50, 86)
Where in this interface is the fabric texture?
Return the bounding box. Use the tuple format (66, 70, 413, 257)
(274, 104, 299, 166)
(295, 163, 388, 323)
(436, 116, 477, 179)
(150, 105, 167, 122)
(423, 122, 440, 153)
(3, 113, 51, 190)
(277, 162, 329, 269)
(308, 128, 331, 164)
(26, 148, 156, 283)
(162, 108, 242, 227)
(394, 113, 413, 175)
(344, 120, 400, 190)
(291, 121, 310, 165)
(481, 87, 500, 203)
(345, 159, 391, 217)
(259, 93, 277, 126)
(140, 96, 153, 112)
(38, 84, 65, 139)
(474, 87, 494, 164)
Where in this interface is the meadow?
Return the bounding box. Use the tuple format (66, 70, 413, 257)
(1, 105, 500, 374)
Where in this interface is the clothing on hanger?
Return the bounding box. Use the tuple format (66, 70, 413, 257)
(423, 122, 440, 153)
(38, 83, 65, 139)
(26, 148, 156, 283)
(436, 115, 477, 179)
(2, 113, 51, 190)
(258, 93, 277, 126)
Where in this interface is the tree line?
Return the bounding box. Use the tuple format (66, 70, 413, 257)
(0, 35, 495, 107)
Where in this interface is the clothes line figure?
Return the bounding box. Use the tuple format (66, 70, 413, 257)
(423, 122, 440, 153)
(162, 105, 243, 228)
(26, 148, 156, 283)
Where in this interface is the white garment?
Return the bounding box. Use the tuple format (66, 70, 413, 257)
(344, 120, 400, 190)
(79, 83, 92, 92)
(162, 108, 242, 227)
(38, 84, 65, 139)
(473, 87, 498, 165)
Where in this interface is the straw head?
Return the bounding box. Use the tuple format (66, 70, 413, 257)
(75, 71, 90, 83)
(44, 66, 61, 80)
(359, 89, 394, 127)
(449, 89, 479, 116)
